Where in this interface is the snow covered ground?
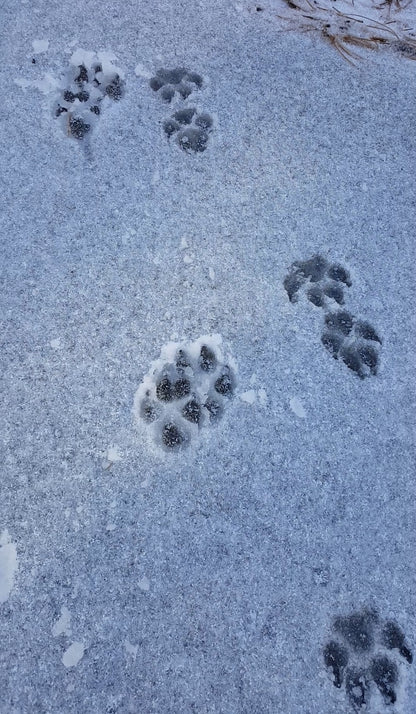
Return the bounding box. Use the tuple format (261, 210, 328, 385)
(1, 0, 415, 711)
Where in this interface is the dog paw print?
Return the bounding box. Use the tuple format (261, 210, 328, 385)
(163, 108, 213, 153)
(54, 51, 124, 139)
(149, 67, 203, 102)
(324, 609, 412, 711)
(284, 254, 381, 378)
(322, 310, 382, 378)
(283, 254, 352, 308)
(134, 335, 236, 451)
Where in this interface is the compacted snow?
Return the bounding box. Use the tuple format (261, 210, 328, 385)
(1, 0, 415, 711)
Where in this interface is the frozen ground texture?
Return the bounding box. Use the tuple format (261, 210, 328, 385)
(1, 0, 415, 712)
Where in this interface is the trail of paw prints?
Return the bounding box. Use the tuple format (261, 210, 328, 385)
(283, 254, 382, 378)
(133, 335, 236, 451)
(149, 65, 214, 153)
(54, 50, 124, 140)
(324, 608, 412, 711)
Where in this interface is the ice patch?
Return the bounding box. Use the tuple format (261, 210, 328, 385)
(52, 606, 71, 637)
(0, 530, 18, 604)
(289, 396, 307, 418)
(32, 39, 49, 54)
(50, 338, 62, 349)
(62, 641, 84, 668)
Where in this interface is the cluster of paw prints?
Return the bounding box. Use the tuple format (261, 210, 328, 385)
(134, 336, 236, 450)
(324, 608, 413, 711)
(54, 52, 124, 139)
(149, 67, 213, 153)
(284, 255, 381, 378)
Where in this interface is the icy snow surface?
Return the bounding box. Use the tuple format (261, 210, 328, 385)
(1, 0, 415, 711)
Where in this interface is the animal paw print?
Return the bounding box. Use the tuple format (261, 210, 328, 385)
(149, 65, 213, 152)
(324, 608, 412, 711)
(134, 335, 236, 451)
(54, 51, 124, 139)
(163, 108, 213, 153)
(283, 254, 382, 378)
(322, 310, 381, 378)
(283, 254, 352, 308)
(149, 67, 203, 102)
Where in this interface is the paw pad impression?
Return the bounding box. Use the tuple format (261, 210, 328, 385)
(54, 50, 124, 139)
(324, 608, 412, 711)
(149, 67, 203, 103)
(284, 254, 352, 307)
(322, 310, 381, 378)
(134, 335, 236, 451)
(163, 108, 213, 153)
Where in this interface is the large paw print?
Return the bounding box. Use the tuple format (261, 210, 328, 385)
(322, 310, 381, 378)
(163, 108, 213, 153)
(149, 67, 203, 102)
(54, 51, 124, 139)
(283, 254, 352, 307)
(324, 609, 412, 711)
(134, 335, 236, 451)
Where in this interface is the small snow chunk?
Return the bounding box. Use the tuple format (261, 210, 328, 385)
(138, 576, 150, 592)
(32, 39, 49, 54)
(106, 523, 116, 532)
(183, 254, 193, 264)
(107, 446, 122, 463)
(124, 639, 138, 659)
(102, 445, 122, 469)
(289, 397, 306, 418)
(0, 531, 18, 603)
(52, 606, 71, 637)
(62, 641, 84, 668)
(258, 389, 268, 406)
(240, 390, 256, 405)
(209, 267, 215, 281)
(50, 338, 62, 349)
(180, 237, 189, 250)
(70, 49, 95, 68)
(134, 63, 152, 78)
